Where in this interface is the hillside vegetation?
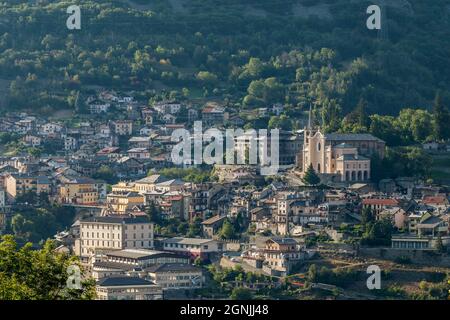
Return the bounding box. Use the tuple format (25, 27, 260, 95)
(0, 0, 450, 117)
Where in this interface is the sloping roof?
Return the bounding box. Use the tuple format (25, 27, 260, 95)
(335, 143, 355, 149)
(156, 179, 184, 187)
(325, 133, 384, 142)
(136, 175, 165, 184)
(423, 196, 448, 205)
(201, 215, 226, 225)
(362, 198, 399, 206)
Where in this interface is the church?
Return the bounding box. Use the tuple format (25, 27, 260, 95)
(300, 110, 385, 183)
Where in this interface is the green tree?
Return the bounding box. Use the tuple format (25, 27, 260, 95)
(187, 217, 203, 238)
(435, 236, 446, 253)
(146, 202, 160, 224)
(307, 264, 318, 282)
(219, 219, 236, 240)
(361, 207, 375, 227)
(302, 164, 321, 185)
(0, 235, 95, 300)
(230, 287, 253, 300)
(92, 165, 116, 184)
(361, 218, 393, 246)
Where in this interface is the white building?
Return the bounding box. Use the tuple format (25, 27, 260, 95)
(65, 136, 78, 151)
(162, 237, 224, 260)
(153, 101, 182, 114)
(146, 263, 204, 290)
(96, 277, 163, 300)
(79, 215, 154, 258)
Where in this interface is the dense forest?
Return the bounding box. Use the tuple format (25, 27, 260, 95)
(1, 0, 450, 117)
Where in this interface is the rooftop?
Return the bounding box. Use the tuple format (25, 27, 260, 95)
(163, 237, 216, 245)
(325, 133, 384, 142)
(81, 215, 150, 225)
(104, 249, 176, 260)
(97, 276, 155, 287)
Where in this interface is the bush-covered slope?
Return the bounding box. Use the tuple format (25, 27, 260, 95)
(0, 0, 449, 115)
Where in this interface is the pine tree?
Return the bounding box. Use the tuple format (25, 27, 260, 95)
(302, 163, 321, 185)
(361, 207, 375, 226)
(219, 219, 236, 240)
(146, 202, 159, 224)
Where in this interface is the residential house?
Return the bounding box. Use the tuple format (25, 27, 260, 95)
(129, 137, 152, 149)
(128, 148, 150, 160)
(201, 215, 226, 238)
(113, 120, 133, 136)
(59, 177, 104, 205)
(106, 191, 145, 214)
(4, 174, 51, 199)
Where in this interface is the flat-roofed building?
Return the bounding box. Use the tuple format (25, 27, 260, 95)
(146, 263, 204, 290)
(96, 277, 163, 300)
(162, 237, 224, 260)
(92, 249, 190, 280)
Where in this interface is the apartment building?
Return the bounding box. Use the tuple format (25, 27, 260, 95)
(106, 191, 145, 214)
(59, 178, 104, 205)
(263, 238, 304, 276)
(113, 120, 133, 136)
(4, 173, 51, 199)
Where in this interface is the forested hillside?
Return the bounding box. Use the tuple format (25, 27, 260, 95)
(1, 0, 450, 117)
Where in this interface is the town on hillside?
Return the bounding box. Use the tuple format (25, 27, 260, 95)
(0, 93, 449, 300)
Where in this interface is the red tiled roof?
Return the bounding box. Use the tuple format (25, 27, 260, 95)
(362, 198, 399, 206)
(423, 196, 448, 205)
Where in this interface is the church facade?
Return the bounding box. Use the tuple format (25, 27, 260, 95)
(301, 127, 385, 182)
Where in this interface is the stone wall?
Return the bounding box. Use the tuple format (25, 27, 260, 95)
(359, 247, 450, 267)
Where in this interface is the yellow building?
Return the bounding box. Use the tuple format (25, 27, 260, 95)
(106, 191, 145, 214)
(5, 174, 51, 199)
(111, 182, 136, 193)
(59, 178, 99, 205)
